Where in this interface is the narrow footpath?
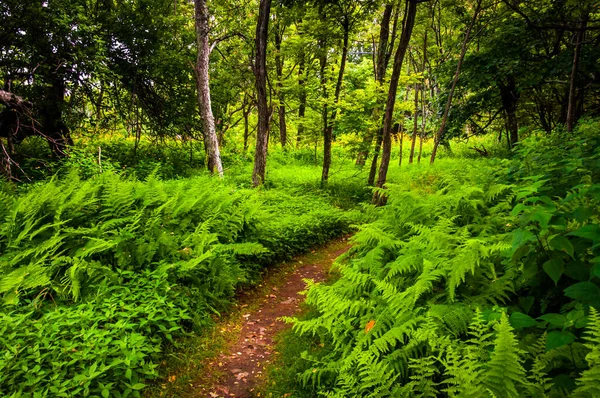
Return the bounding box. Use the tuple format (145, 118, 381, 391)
(193, 237, 352, 398)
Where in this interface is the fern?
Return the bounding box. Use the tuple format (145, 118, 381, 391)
(572, 308, 600, 397)
(483, 314, 529, 398)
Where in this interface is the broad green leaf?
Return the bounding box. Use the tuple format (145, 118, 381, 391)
(564, 260, 589, 282)
(543, 258, 564, 285)
(568, 224, 600, 241)
(511, 228, 535, 250)
(131, 383, 146, 390)
(549, 236, 574, 258)
(538, 313, 566, 327)
(575, 316, 588, 328)
(564, 282, 600, 305)
(510, 311, 537, 329)
(572, 207, 593, 223)
(531, 208, 553, 229)
(519, 296, 535, 314)
(510, 203, 527, 216)
(546, 331, 576, 351)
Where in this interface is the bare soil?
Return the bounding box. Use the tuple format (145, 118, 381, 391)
(194, 237, 351, 398)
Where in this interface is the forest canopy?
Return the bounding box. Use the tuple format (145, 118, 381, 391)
(0, 0, 599, 397)
(1, 0, 598, 182)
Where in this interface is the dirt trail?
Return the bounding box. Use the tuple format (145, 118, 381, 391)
(194, 237, 351, 398)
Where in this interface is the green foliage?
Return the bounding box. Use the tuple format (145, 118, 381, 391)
(0, 269, 183, 397)
(274, 121, 600, 397)
(0, 163, 358, 396)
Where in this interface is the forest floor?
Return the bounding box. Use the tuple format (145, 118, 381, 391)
(178, 236, 352, 398)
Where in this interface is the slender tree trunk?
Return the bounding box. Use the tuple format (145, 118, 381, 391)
(566, 15, 587, 132)
(498, 76, 519, 148)
(252, 0, 272, 186)
(194, 0, 223, 177)
(319, 48, 329, 184)
(243, 109, 250, 152)
(398, 124, 403, 166)
(373, 0, 419, 204)
(356, 4, 393, 167)
(368, 128, 383, 185)
(418, 82, 426, 163)
(322, 19, 350, 183)
(274, 20, 287, 148)
(430, 0, 482, 164)
(409, 82, 419, 163)
(297, 49, 306, 147)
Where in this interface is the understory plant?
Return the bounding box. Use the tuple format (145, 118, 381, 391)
(282, 121, 600, 397)
(0, 168, 356, 397)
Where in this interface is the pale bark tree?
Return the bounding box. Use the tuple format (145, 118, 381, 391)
(194, 0, 223, 177)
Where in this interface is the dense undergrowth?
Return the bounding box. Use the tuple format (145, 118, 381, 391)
(3, 120, 597, 397)
(263, 119, 600, 397)
(0, 165, 356, 397)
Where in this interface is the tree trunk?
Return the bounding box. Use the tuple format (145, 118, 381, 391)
(368, 128, 383, 185)
(297, 48, 306, 147)
(243, 108, 250, 152)
(252, 0, 272, 186)
(322, 19, 350, 183)
(373, 0, 419, 204)
(430, 0, 482, 164)
(398, 124, 403, 166)
(356, 4, 393, 167)
(41, 77, 72, 158)
(566, 15, 588, 132)
(319, 47, 330, 184)
(0, 89, 36, 159)
(274, 19, 287, 148)
(194, 0, 223, 177)
(498, 76, 519, 148)
(409, 82, 419, 163)
(418, 82, 426, 163)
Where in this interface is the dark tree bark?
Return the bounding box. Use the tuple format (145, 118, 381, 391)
(0, 89, 36, 154)
(194, 0, 224, 177)
(373, 0, 420, 204)
(274, 17, 287, 148)
(297, 48, 306, 147)
(0, 82, 72, 160)
(40, 76, 73, 157)
(322, 17, 350, 183)
(356, 4, 394, 167)
(409, 82, 419, 163)
(498, 76, 519, 148)
(398, 124, 404, 166)
(0, 89, 32, 110)
(429, 0, 482, 164)
(367, 128, 383, 185)
(252, 0, 272, 186)
(319, 45, 330, 184)
(242, 95, 252, 152)
(566, 14, 588, 132)
(418, 81, 426, 163)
